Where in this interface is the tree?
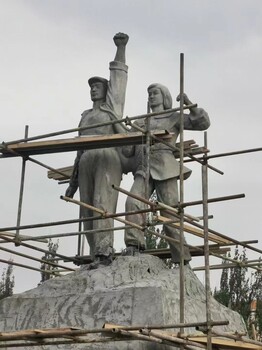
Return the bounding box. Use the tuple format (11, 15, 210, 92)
(0, 262, 15, 300)
(249, 269, 262, 340)
(213, 246, 262, 340)
(39, 239, 59, 284)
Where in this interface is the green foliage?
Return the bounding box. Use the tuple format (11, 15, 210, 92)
(145, 229, 158, 250)
(39, 239, 59, 284)
(0, 262, 15, 300)
(213, 246, 262, 339)
(250, 269, 262, 339)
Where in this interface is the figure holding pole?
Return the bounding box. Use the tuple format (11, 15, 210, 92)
(124, 84, 210, 264)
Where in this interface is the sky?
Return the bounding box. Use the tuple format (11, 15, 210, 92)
(0, 0, 261, 293)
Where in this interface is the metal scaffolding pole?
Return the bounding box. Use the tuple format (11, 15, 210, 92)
(0, 245, 75, 272)
(112, 184, 262, 254)
(0, 234, 78, 264)
(202, 131, 212, 350)
(15, 125, 28, 245)
(1, 105, 196, 146)
(179, 52, 185, 341)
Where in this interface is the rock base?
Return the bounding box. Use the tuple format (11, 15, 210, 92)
(0, 255, 246, 349)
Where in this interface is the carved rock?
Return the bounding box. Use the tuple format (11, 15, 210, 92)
(0, 255, 246, 349)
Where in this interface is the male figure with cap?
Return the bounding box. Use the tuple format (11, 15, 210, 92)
(124, 84, 210, 264)
(65, 32, 129, 268)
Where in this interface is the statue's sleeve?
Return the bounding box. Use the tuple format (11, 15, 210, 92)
(183, 108, 210, 131)
(106, 61, 128, 119)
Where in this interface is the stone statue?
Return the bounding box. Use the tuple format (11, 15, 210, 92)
(65, 32, 129, 268)
(124, 83, 210, 264)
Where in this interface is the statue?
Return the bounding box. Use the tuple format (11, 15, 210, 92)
(123, 84, 210, 264)
(65, 32, 129, 268)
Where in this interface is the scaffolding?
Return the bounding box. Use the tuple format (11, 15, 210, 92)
(0, 54, 262, 349)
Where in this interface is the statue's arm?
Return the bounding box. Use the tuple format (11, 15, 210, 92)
(106, 33, 129, 120)
(113, 32, 129, 63)
(177, 93, 210, 131)
(65, 116, 85, 198)
(65, 150, 82, 198)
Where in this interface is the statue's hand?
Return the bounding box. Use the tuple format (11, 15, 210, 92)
(113, 32, 129, 47)
(65, 185, 77, 198)
(176, 93, 192, 106)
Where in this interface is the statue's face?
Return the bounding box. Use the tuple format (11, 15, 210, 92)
(148, 87, 164, 109)
(90, 82, 107, 101)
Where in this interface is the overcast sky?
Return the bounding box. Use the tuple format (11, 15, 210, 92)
(0, 0, 261, 293)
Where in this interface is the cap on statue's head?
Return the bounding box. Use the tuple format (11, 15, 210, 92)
(88, 76, 108, 87)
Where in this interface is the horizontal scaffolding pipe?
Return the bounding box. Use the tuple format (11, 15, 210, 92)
(191, 220, 262, 255)
(2, 104, 196, 146)
(113, 184, 245, 212)
(0, 234, 78, 263)
(184, 146, 262, 163)
(0, 320, 229, 341)
(0, 258, 62, 275)
(155, 201, 199, 222)
(158, 216, 262, 271)
(115, 185, 262, 261)
(0, 207, 157, 233)
(61, 196, 244, 269)
(27, 156, 70, 178)
(0, 143, 70, 179)
(130, 122, 223, 175)
(52, 238, 251, 263)
(0, 245, 75, 271)
(206, 146, 262, 160)
(61, 195, 144, 230)
(202, 240, 258, 249)
(114, 185, 262, 254)
(181, 193, 245, 208)
(3, 225, 129, 243)
(194, 259, 262, 271)
(61, 196, 196, 250)
(3, 223, 256, 248)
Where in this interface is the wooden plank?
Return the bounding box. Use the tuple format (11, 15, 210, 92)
(47, 150, 209, 181)
(156, 215, 231, 244)
(0, 131, 171, 158)
(47, 166, 72, 180)
(65, 246, 230, 265)
(46, 139, 206, 181)
(188, 336, 262, 349)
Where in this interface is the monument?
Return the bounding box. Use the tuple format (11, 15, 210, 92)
(0, 33, 250, 349)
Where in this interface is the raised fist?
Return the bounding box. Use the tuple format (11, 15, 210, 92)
(113, 32, 129, 47)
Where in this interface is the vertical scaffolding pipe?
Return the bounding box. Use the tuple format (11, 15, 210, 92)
(202, 131, 212, 350)
(143, 102, 151, 245)
(179, 53, 185, 339)
(77, 207, 82, 256)
(145, 102, 151, 200)
(15, 125, 29, 245)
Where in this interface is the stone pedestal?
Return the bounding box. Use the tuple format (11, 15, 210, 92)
(0, 255, 246, 349)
